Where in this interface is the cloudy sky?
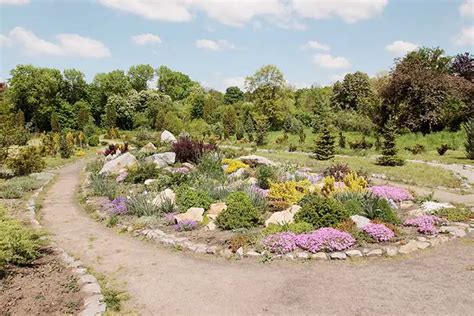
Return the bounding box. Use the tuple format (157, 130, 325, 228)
(0, 0, 473, 90)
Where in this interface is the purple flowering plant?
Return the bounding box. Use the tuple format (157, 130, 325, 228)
(262, 232, 298, 254)
(295, 228, 356, 253)
(109, 196, 128, 215)
(368, 185, 413, 202)
(404, 215, 445, 235)
(362, 223, 395, 242)
(174, 220, 198, 232)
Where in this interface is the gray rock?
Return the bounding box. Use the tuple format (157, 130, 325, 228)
(236, 247, 244, 258)
(350, 215, 371, 229)
(385, 247, 398, 257)
(345, 250, 363, 258)
(146, 152, 176, 167)
(399, 200, 415, 210)
(239, 155, 276, 167)
(99, 152, 138, 175)
(79, 274, 97, 285)
(329, 252, 347, 260)
(295, 252, 310, 259)
(161, 130, 177, 143)
(82, 282, 101, 294)
(174, 207, 205, 223)
(264, 205, 301, 227)
(366, 249, 383, 257)
(416, 241, 430, 249)
(439, 226, 466, 237)
(398, 240, 419, 254)
(428, 238, 440, 247)
(139, 142, 157, 153)
(206, 246, 218, 254)
(152, 188, 176, 207)
(228, 168, 248, 179)
(285, 253, 296, 260)
(246, 251, 261, 257)
(311, 252, 328, 260)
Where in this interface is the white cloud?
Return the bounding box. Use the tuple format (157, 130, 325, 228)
(8, 27, 111, 58)
(195, 39, 235, 51)
(223, 76, 245, 89)
(312, 53, 351, 69)
(454, 26, 474, 45)
(98, 0, 192, 22)
(132, 33, 162, 45)
(0, 0, 29, 5)
(302, 40, 330, 51)
(459, 0, 474, 17)
(0, 34, 12, 47)
(385, 40, 418, 55)
(291, 0, 388, 23)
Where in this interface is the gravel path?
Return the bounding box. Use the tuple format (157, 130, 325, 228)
(40, 160, 474, 315)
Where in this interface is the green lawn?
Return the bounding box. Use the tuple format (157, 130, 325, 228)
(257, 151, 462, 189)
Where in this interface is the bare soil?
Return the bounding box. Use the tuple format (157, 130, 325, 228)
(39, 160, 474, 315)
(0, 248, 84, 315)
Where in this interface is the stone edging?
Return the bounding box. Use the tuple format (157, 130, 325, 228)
(27, 177, 106, 316)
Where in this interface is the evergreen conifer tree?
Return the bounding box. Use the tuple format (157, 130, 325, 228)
(313, 124, 335, 160)
(464, 118, 474, 160)
(376, 119, 404, 166)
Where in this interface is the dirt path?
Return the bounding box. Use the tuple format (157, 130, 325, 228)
(40, 160, 474, 315)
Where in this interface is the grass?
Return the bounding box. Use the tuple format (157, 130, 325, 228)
(43, 146, 98, 169)
(258, 151, 462, 189)
(86, 267, 129, 313)
(0, 176, 43, 199)
(222, 129, 473, 165)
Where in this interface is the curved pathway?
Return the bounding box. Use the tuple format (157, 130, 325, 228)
(41, 160, 474, 315)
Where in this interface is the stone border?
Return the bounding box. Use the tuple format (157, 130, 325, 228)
(27, 176, 106, 316)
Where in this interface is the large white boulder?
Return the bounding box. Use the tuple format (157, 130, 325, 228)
(174, 207, 205, 223)
(99, 152, 137, 175)
(350, 215, 371, 229)
(152, 189, 176, 207)
(161, 130, 177, 144)
(264, 205, 301, 227)
(207, 202, 227, 220)
(139, 142, 157, 153)
(145, 152, 176, 167)
(239, 155, 275, 167)
(421, 201, 455, 213)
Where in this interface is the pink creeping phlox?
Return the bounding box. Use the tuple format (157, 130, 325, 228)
(404, 215, 445, 235)
(295, 228, 355, 253)
(262, 232, 298, 254)
(362, 223, 395, 242)
(368, 185, 413, 202)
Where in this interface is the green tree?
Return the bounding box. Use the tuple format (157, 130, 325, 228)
(62, 69, 88, 104)
(376, 119, 405, 166)
(464, 118, 474, 160)
(313, 124, 335, 160)
(224, 86, 244, 104)
(50, 112, 61, 132)
(76, 105, 90, 131)
(156, 66, 195, 101)
(222, 106, 237, 139)
(331, 71, 373, 111)
(254, 114, 269, 146)
(104, 99, 117, 129)
(127, 64, 154, 91)
(188, 89, 206, 119)
(244, 114, 255, 142)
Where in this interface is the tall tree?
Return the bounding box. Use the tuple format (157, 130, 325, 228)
(224, 86, 244, 104)
(63, 69, 88, 104)
(451, 52, 474, 82)
(331, 71, 373, 111)
(127, 64, 154, 91)
(156, 66, 195, 101)
(464, 118, 474, 160)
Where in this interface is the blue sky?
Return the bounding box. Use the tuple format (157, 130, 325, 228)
(1, 0, 473, 91)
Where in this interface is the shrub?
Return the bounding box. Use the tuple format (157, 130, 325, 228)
(222, 158, 249, 174)
(323, 163, 352, 181)
(338, 132, 346, 149)
(362, 223, 395, 242)
(86, 160, 104, 174)
(0, 208, 44, 271)
(405, 144, 426, 155)
(342, 172, 368, 191)
(88, 135, 100, 147)
(125, 162, 160, 184)
(434, 207, 473, 222)
(367, 185, 413, 202)
(256, 165, 276, 190)
(0, 176, 42, 199)
(464, 118, 474, 160)
(360, 195, 399, 224)
(229, 234, 250, 252)
(262, 232, 297, 254)
(295, 195, 348, 229)
(216, 192, 261, 230)
(157, 197, 178, 214)
(348, 137, 373, 150)
(295, 228, 355, 253)
(59, 133, 74, 159)
(437, 144, 450, 156)
(7, 146, 46, 176)
(262, 222, 313, 236)
(172, 136, 217, 164)
(176, 186, 213, 212)
(89, 173, 117, 199)
(197, 153, 224, 180)
(127, 193, 161, 217)
(267, 180, 311, 208)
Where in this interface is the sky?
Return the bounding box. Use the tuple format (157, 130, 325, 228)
(0, 0, 473, 91)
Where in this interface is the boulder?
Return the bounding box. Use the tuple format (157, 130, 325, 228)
(421, 201, 455, 213)
(398, 240, 419, 254)
(145, 152, 176, 167)
(152, 189, 176, 207)
(238, 155, 276, 167)
(350, 215, 371, 229)
(182, 162, 195, 171)
(264, 205, 301, 227)
(174, 207, 205, 223)
(399, 200, 415, 210)
(161, 130, 177, 143)
(205, 221, 217, 231)
(228, 168, 248, 180)
(207, 202, 227, 220)
(139, 142, 157, 153)
(144, 179, 156, 186)
(99, 152, 137, 175)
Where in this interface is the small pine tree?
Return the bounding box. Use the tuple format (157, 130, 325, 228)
(254, 115, 269, 146)
(376, 120, 404, 166)
(374, 134, 382, 151)
(51, 112, 61, 132)
(104, 101, 117, 129)
(464, 118, 474, 160)
(59, 133, 73, 159)
(298, 127, 306, 144)
(338, 131, 346, 149)
(313, 124, 335, 160)
(244, 115, 255, 142)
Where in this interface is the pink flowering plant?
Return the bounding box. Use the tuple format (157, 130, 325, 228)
(262, 232, 298, 254)
(362, 223, 395, 242)
(368, 185, 413, 202)
(295, 228, 356, 253)
(404, 215, 445, 235)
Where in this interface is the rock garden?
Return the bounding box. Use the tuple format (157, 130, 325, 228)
(81, 130, 474, 261)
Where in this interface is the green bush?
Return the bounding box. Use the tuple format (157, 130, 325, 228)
(0, 208, 44, 272)
(7, 146, 46, 176)
(197, 153, 224, 180)
(88, 135, 100, 147)
(262, 222, 313, 236)
(216, 192, 261, 230)
(176, 185, 213, 212)
(294, 195, 348, 229)
(0, 176, 42, 199)
(126, 162, 160, 184)
(89, 173, 117, 199)
(256, 165, 276, 190)
(59, 133, 74, 159)
(127, 193, 161, 217)
(435, 208, 473, 222)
